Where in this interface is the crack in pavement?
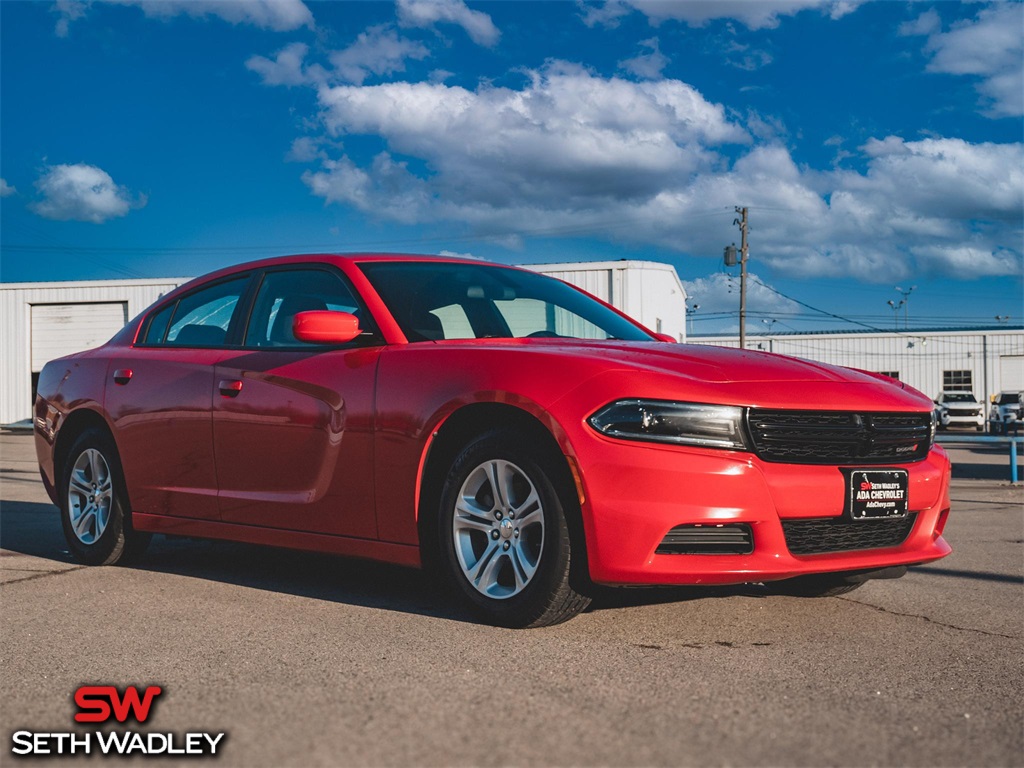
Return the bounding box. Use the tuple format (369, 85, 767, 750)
(0, 566, 86, 586)
(837, 596, 1018, 639)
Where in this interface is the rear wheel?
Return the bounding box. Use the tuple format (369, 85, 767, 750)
(60, 428, 150, 566)
(437, 430, 591, 628)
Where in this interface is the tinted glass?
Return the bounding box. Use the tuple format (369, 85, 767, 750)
(943, 393, 977, 403)
(244, 268, 368, 347)
(165, 276, 249, 347)
(359, 262, 652, 342)
(141, 302, 175, 344)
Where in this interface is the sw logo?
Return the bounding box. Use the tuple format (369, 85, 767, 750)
(74, 685, 162, 723)
(10, 685, 225, 758)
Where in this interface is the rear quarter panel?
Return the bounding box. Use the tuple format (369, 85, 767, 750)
(33, 351, 112, 502)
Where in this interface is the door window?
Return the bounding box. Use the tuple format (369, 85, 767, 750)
(244, 268, 368, 347)
(164, 277, 249, 347)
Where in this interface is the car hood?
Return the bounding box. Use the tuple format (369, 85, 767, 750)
(552, 341, 865, 383)
(424, 338, 935, 411)
(470, 339, 881, 384)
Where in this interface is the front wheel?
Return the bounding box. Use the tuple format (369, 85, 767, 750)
(437, 431, 591, 628)
(60, 428, 150, 566)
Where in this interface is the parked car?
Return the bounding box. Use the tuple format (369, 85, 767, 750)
(34, 254, 952, 627)
(987, 390, 1023, 434)
(933, 391, 985, 431)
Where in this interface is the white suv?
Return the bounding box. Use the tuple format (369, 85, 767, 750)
(987, 391, 1022, 434)
(934, 391, 985, 431)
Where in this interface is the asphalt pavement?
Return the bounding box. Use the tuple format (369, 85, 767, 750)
(1, 431, 1021, 767)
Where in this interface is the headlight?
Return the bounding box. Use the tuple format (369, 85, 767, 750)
(588, 399, 750, 450)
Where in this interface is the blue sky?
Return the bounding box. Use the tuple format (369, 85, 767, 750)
(1, 0, 1021, 335)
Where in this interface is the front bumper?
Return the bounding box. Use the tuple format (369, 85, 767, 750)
(572, 434, 952, 586)
(941, 410, 984, 427)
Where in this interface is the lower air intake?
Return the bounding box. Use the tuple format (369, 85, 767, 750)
(656, 524, 754, 555)
(782, 514, 917, 555)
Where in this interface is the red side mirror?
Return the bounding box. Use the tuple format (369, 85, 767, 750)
(652, 333, 677, 343)
(292, 311, 361, 344)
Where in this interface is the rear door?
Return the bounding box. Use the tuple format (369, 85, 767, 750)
(212, 266, 382, 539)
(105, 275, 252, 520)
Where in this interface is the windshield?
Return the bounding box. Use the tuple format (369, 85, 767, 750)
(359, 261, 654, 343)
(996, 393, 1021, 405)
(942, 393, 977, 403)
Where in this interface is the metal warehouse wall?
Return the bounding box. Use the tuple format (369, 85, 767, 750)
(526, 261, 688, 341)
(0, 278, 189, 425)
(690, 329, 1024, 401)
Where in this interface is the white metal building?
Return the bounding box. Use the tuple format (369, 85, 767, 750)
(690, 327, 1024, 402)
(0, 260, 689, 426)
(0, 278, 190, 426)
(526, 260, 687, 342)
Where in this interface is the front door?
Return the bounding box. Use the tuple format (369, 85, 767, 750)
(212, 266, 382, 539)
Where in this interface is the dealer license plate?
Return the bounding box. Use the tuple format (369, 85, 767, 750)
(848, 469, 909, 520)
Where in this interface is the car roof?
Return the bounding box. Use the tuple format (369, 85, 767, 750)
(164, 253, 532, 300)
(221, 252, 520, 271)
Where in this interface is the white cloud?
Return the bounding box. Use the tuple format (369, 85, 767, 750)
(580, 0, 861, 30)
(682, 271, 799, 318)
(286, 136, 326, 162)
(30, 163, 145, 223)
(314, 62, 747, 212)
(329, 25, 430, 85)
(619, 37, 669, 79)
(246, 42, 313, 86)
(903, 2, 1023, 118)
(396, 0, 500, 47)
(54, 0, 312, 36)
(53, 0, 88, 37)
(438, 249, 486, 260)
(897, 9, 940, 38)
(283, 58, 1022, 283)
(248, 27, 430, 88)
(0, 178, 15, 197)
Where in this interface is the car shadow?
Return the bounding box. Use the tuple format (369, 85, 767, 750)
(0, 499, 751, 624)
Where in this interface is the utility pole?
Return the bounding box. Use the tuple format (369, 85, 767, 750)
(734, 207, 749, 349)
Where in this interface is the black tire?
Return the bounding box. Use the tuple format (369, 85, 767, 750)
(60, 428, 150, 566)
(436, 429, 591, 628)
(762, 574, 864, 597)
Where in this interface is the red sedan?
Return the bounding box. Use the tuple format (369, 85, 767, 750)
(34, 254, 951, 627)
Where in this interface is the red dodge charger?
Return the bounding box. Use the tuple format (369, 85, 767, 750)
(34, 254, 951, 627)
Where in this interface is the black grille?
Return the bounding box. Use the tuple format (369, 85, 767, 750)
(747, 410, 932, 464)
(656, 524, 754, 555)
(783, 514, 917, 555)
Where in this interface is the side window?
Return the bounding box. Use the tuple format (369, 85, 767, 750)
(244, 268, 366, 347)
(141, 302, 175, 344)
(165, 277, 249, 347)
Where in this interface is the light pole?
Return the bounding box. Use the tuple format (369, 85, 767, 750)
(894, 285, 915, 329)
(687, 303, 700, 337)
(887, 299, 904, 330)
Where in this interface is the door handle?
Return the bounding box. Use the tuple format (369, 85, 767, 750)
(112, 369, 133, 385)
(219, 379, 243, 398)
